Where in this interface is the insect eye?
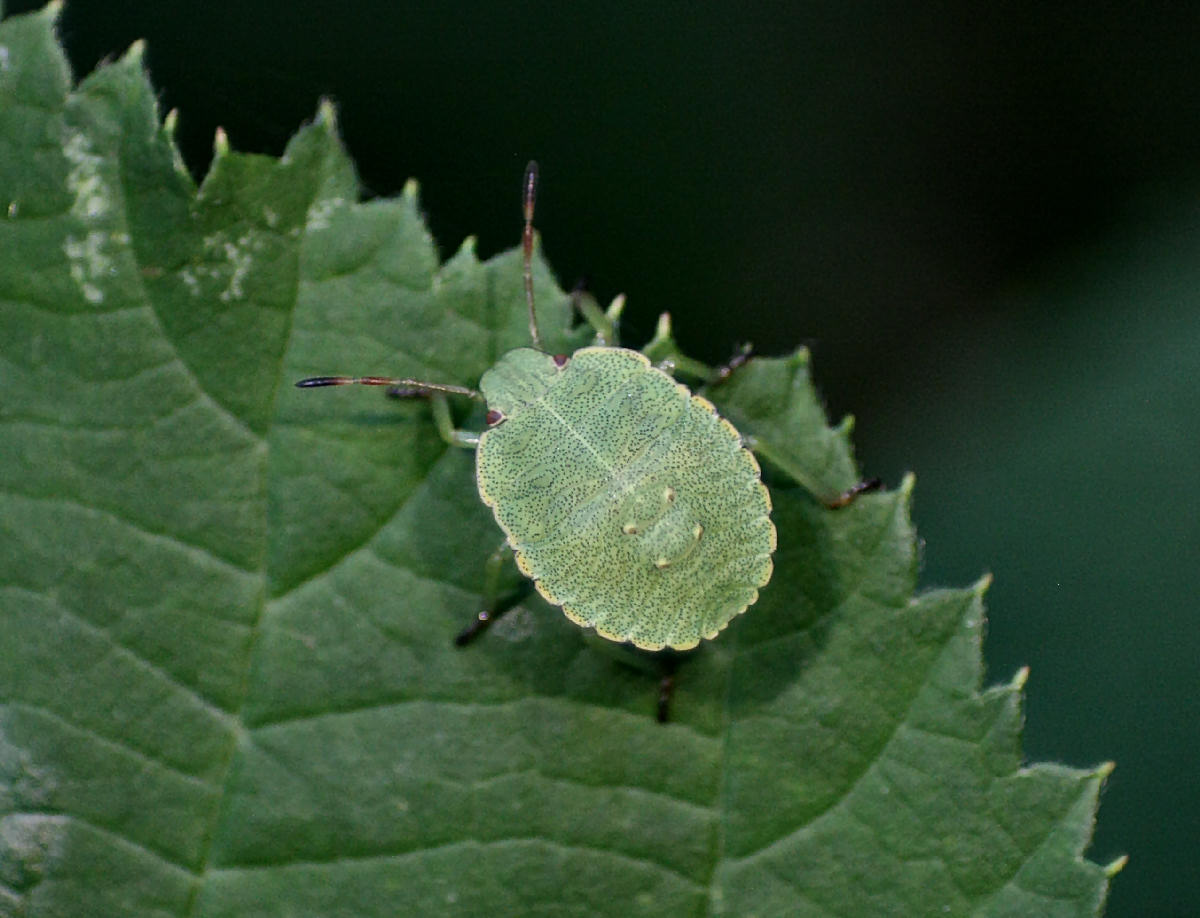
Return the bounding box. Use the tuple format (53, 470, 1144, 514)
(485, 409, 505, 425)
(553, 354, 569, 368)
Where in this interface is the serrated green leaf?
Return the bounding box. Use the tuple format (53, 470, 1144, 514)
(0, 6, 1117, 916)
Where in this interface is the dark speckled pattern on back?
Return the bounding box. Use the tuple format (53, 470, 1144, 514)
(476, 347, 776, 650)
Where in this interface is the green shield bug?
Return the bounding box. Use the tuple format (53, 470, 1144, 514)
(298, 163, 877, 720)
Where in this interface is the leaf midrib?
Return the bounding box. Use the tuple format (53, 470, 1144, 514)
(180, 130, 329, 918)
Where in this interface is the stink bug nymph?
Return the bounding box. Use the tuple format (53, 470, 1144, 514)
(298, 163, 877, 720)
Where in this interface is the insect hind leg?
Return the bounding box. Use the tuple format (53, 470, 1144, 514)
(656, 655, 679, 724)
(581, 636, 684, 724)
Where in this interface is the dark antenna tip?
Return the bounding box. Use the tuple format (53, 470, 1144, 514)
(523, 160, 539, 220)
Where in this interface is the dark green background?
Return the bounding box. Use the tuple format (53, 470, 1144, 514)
(14, 2, 1198, 914)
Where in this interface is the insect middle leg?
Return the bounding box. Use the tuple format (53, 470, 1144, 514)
(381, 390, 521, 643)
(454, 540, 527, 646)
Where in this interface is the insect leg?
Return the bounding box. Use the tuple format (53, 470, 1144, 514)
(744, 434, 888, 511)
(656, 655, 679, 724)
(454, 540, 524, 645)
(382, 388, 481, 449)
(710, 343, 754, 385)
(297, 375, 483, 446)
(823, 477, 883, 509)
(428, 393, 480, 449)
(741, 434, 883, 509)
(581, 635, 684, 724)
(661, 341, 752, 384)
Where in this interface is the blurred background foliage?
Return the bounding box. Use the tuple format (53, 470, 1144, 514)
(13, 1, 1198, 914)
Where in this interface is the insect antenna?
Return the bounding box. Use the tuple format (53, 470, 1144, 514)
(523, 160, 544, 351)
(295, 376, 481, 400)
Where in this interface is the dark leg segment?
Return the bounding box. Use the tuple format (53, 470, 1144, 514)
(824, 477, 883, 509)
(657, 655, 679, 724)
(580, 636, 686, 724)
(712, 343, 754, 385)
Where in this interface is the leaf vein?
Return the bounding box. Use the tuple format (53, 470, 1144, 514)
(213, 836, 705, 892)
(0, 490, 259, 585)
(7, 808, 200, 878)
(7, 701, 222, 792)
(3, 584, 239, 723)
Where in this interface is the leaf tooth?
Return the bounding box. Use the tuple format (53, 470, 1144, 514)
(606, 292, 626, 322)
(213, 125, 230, 157)
(1104, 854, 1130, 877)
(163, 107, 179, 137)
(972, 570, 994, 597)
(655, 311, 672, 338)
(1009, 665, 1030, 690)
(402, 177, 420, 201)
(119, 37, 146, 66)
(315, 96, 338, 128)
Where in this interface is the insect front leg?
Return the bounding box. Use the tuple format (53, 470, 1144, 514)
(386, 390, 481, 449)
(299, 373, 483, 450)
(454, 540, 527, 646)
(428, 393, 481, 449)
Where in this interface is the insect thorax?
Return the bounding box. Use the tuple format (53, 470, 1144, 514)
(478, 348, 563, 417)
